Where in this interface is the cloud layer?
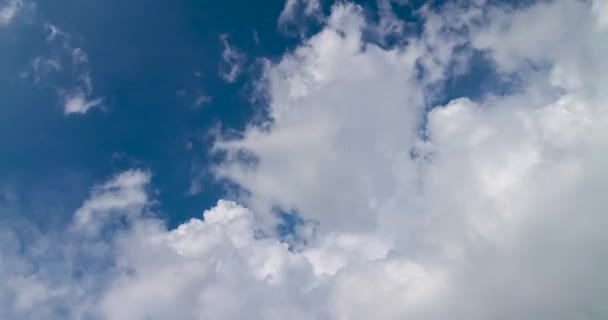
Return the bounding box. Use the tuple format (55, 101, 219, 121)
(1, 0, 608, 319)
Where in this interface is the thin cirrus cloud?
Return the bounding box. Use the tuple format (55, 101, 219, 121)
(20, 22, 103, 115)
(218, 34, 246, 83)
(1, 0, 607, 319)
(47, 23, 104, 115)
(193, 94, 213, 108)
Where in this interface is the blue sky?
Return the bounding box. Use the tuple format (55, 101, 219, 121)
(1, 0, 296, 228)
(0, 0, 509, 230)
(1, 0, 608, 319)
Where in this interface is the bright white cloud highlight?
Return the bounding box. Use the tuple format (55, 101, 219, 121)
(63, 93, 103, 115)
(214, 0, 608, 318)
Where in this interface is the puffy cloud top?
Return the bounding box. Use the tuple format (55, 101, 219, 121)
(2, 0, 608, 319)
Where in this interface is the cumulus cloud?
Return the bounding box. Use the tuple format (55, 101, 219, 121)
(2, 0, 608, 319)
(280, 0, 321, 21)
(0, 170, 153, 319)
(72, 170, 151, 234)
(0, 170, 403, 319)
(216, 3, 429, 232)
(213, 0, 608, 318)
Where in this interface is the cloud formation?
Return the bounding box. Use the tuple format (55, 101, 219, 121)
(2, 0, 608, 319)
(0, 0, 30, 26)
(214, 0, 608, 318)
(278, 0, 323, 35)
(21, 23, 103, 115)
(218, 34, 246, 83)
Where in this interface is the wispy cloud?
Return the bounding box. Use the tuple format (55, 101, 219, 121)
(278, 0, 321, 25)
(193, 94, 212, 108)
(63, 92, 103, 115)
(0, 0, 30, 26)
(21, 23, 104, 115)
(218, 34, 246, 83)
(1, 1, 608, 319)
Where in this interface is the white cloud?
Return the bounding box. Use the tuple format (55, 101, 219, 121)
(71, 47, 89, 64)
(63, 92, 103, 115)
(593, 0, 608, 30)
(213, 0, 608, 318)
(0, 171, 152, 319)
(2, 1, 608, 319)
(193, 94, 212, 108)
(278, 0, 323, 33)
(215, 3, 425, 232)
(20, 56, 62, 83)
(49, 24, 104, 115)
(1, 170, 403, 319)
(92, 179, 437, 320)
(44, 22, 68, 42)
(72, 170, 150, 233)
(21, 23, 103, 115)
(218, 34, 246, 83)
(0, 0, 30, 26)
(369, 0, 406, 41)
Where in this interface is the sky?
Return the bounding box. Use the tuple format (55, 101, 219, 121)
(0, 0, 607, 319)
